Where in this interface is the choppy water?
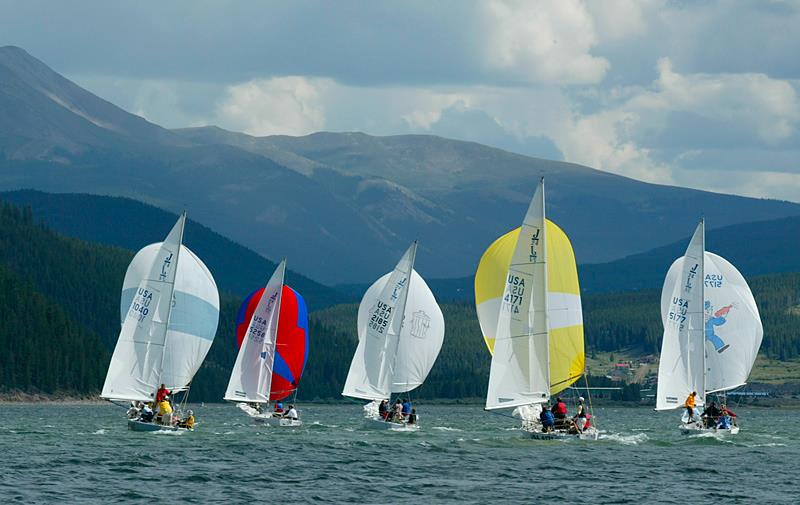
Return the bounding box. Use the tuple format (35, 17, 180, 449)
(0, 404, 795, 504)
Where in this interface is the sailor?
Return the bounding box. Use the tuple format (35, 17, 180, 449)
(407, 408, 417, 425)
(720, 404, 738, 426)
(551, 397, 568, 429)
(274, 402, 284, 414)
(392, 399, 404, 422)
(701, 401, 722, 428)
(284, 405, 299, 421)
(684, 392, 697, 423)
(178, 410, 195, 429)
(155, 383, 171, 404)
(401, 398, 412, 419)
(378, 400, 389, 420)
(574, 397, 587, 431)
(140, 403, 155, 423)
(157, 395, 173, 425)
(126, 402, 141, 420)
(539, 405, 555, 433)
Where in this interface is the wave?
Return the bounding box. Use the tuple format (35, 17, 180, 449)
(599, 432, 649, 445)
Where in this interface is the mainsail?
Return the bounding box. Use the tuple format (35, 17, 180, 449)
(224, 260, 286, 403)
(476, 180, 584, 410)
(343, 242, 445, 401)
(102, 214, 220, 402)
(657, 222, 763, 410)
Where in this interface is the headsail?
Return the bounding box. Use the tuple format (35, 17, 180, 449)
(232, 283, 309, 401)
(656, 221, 706, 410)
(224, 260, 285, 403)
(475, 183, 584, 409)
(356, 270, 445, 394)
(342, 242, 417, 400)
(103, 214, 220, 402)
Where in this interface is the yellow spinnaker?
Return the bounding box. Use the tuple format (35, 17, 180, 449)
(475, 220, 584, 395)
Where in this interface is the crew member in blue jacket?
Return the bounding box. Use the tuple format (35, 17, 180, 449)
(540, 405, 555, 432)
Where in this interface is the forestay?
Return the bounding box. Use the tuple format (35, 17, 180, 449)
(342, 242, 417, 400)
(656, 221, 706, 410)
(356, 270, 445, 393)
(224, 261, 285, 403)
(102, 215, 220, 402)
(664, 252, 763, 395)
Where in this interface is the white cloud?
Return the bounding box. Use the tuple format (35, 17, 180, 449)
(481, 0, 610, 84)
(216, 77, 330, 136)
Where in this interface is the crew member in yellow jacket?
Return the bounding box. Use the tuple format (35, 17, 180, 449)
(157, 396, 173, 425)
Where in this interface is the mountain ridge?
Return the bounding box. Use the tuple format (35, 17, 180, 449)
(2, 45, 800, 284)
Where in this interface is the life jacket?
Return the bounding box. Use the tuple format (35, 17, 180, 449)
(553, 402, 567, 415)
(156, 388, 170, 403)
(540, 411, 555, 425)
(584, 414, 592, 429)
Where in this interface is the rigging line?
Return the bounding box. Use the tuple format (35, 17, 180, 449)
(583, 374, 597, 431)
(486, 409, 519, 420)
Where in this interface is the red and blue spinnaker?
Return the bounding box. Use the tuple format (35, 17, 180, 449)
(235, 285, 309, 401)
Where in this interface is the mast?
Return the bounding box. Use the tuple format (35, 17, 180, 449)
(700, 219, 707, 403)
(155, 211, 186, 394)
(540, 178, 551, 397)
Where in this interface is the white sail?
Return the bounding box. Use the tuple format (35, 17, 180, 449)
(342, 242, 417, 400)
(102, 215, 185, 401)
(356, 270, 445, 394)
(486, 180, 549, 410)
(656, 221, 706, 410)
(670, 252, 763, 394)
(224, 260, 286, 403)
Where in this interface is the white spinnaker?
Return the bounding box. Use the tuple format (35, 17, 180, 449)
(656, 221, 705, 410)
(486, 180, 549, 410)
(356, 270, 445, 394)
(663, 253, 763, 394)
(342, 242, 417, 400)
(102, 215, 185, 402)
(224, 260, 285, 403)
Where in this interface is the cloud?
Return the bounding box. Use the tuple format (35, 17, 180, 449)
(216, 77, 329, 136)
(481, 0, 610, 84)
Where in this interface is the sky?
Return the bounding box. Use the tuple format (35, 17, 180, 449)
(2, 0, 800, 202)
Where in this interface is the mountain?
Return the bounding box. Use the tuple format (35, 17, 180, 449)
(396, 215, 800, 302)
(3, 45, 800, 285)
(0, 190, 347, 308)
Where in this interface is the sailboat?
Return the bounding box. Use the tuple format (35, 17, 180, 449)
(476, 179, 596, 440)
(656, 220, 763, 435)
(101, 213, 221, 432)
(342, 241, 445, 431)
(224, 260, 310, 427)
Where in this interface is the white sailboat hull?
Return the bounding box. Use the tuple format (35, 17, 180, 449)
(523, 426, 599, 440)
(364, 417, 420, 431)
(250, 412, 303, 427)
(127, 420, 192, 432)
(679, 423, 739, 435)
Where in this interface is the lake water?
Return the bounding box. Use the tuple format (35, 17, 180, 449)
(0, 403, 795, 504)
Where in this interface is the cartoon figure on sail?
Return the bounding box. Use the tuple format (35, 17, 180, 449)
(656, 220, 762, 435)
(342, 241, 445, 431)
(101, 213, 220, 432)
(224, 260, 309, 427)
(475, 179, 597, 440)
